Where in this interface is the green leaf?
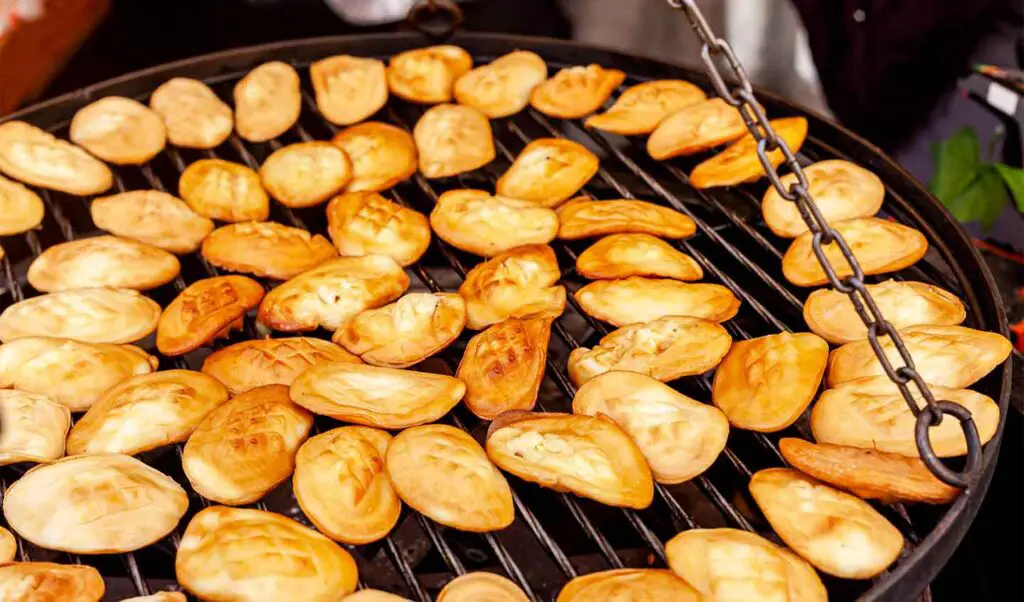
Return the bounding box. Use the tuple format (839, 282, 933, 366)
(930, 127, 982, 202)
(943, 165, 1008, 230)
(994, 163, 1024, 213)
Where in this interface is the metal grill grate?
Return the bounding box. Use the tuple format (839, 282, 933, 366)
(0, 35, 1009, 602)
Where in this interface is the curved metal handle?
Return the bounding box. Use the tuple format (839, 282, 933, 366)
(407, 0, 463, 40)
(916, 401, 983, 488)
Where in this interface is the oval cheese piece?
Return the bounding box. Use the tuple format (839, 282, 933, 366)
(0, 172, 44, 235)
(258, 255, 410, 332)
(810, 376, 1000, 458)
(178, 158, 270, 222)
(414, 104, 495, 178)
(496, 138, 599, 207)
(430, 189, 558, 257)
(69, 96, 166, 165)
(573, 372, 728, 484)
(575, 277, 740, 326)
(804, 280, 966, 344)
(234, 61, 301, 142)
(749, 467, 904, 579)
(202, 337, 360, 394)
(66, 370, 230, 456)
(712, 331, 829, 432)
(437, 572, 527, 602)
(457, 317, 552, 420)
(176, 506, 358, 602)
(387, 45, 472, 104)
(0, 121, 112, 195)
(121, 593, 187, 602)
(576, 233, 703, 281)
(782, 217, 928, 287)
(530, 64, 626, 119)
(334, 292, 466, 368)
(27, 235, 180, 292)
(311, 55, 388, 125)
(201, 222, 337, 280)
(91, 190, 214, 254)
(826, 324, 1011, 388)
(386, 424, 514, 532)
(568, 316, 732, 386)
(0, 390, 70, 465)
(458, 244, 566, 330)
(3, 454, 188, 554)
(0, 562, 105, 602)
(290, 362, 463, 428)
(294, 426, 401, 544)
(156, 275, 266, 356)
(326, 191, 430, 266)
(0, 337, 157, 411)
(343, 591, 410, 602)
(585, 80, 707, 135)
(183, 385, 313, 505)
(150, 77, 233, 149)
(647, 98, 749, 160)
(454, 50, 547, 118)
(665, 528, 827, 602)
(486, 412, 654, 509)
(331, 122, 417, 192)
(763, 160, 885, 237)
(260, 141, 352, 208)
(556, 198, 696, 240)
(690, 117, 809, 188)
(0, 287, 161, 344)
(0, 527, 14, 563)
(557, 569, 700, 602)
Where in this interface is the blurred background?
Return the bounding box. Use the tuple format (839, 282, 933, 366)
(1, 0, 1022, 599)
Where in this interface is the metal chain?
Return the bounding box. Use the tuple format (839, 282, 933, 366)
(668, 0, 982, 488)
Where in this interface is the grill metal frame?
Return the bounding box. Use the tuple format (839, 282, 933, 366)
(0, 33, 1011, 602)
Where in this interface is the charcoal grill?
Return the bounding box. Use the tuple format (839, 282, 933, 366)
(0, 32, 1012, 602)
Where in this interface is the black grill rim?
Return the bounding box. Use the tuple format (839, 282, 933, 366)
(0, 32, 1012, 602)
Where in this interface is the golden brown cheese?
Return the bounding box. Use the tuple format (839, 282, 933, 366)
(183, 385, 313, 505)
(176, 506, 358, 602)
(782, 217, 928, 287)
(690, 117, 808, 188)
(576, 233, 703, 281)
(343, 590, 411, 602)
(331, 122, 418, 192)
(294, 426, 401, 544)
(234, 61, 301, 142)
(557, 569, 700, 602)
(414, 104, 495, 178)
(150, 77, 233, 149)
(121, 593, 187, 602)
(0, 172, 44, 235)
(387, 45, 472, 104)
(311, 55, 388, 125)
(0, 527, 14, 563)
(437, 572, 528, 602)
(530, 64, 626, 119)
(486, 412, 654, 508)
(178, 158, 270, 222)
(457, 317, 552, 420)
(2, 454, 188, 554)
(27, 235, 180, 292)
(0, 287, 161, 344)
(326, 191, 430, 266)
(573, 372, 728, 484)
(66, 370, 230, 456)
(290, 361, 464, 428)
(0, 390, 70, 465)
(585, 80, 706, 135)
(260, 141, 352, 208)
(804, 280, 966, 344)
(156, 275, 265, 356)
(201, 221, 337, 280)
(575, 277, 740, 326)
(0, 562, 105, 602)
(386, 425, 514, 532)
(202, 337, 360, 394)
(556, 198, 696, 240)
(69, 96, 166, 164)
(454, 50, 547, 118)
(258, 255, 410, 332)
(0, 121, 112, 195)
(90, 190, 214, 254)
(762, 159, 885, 237)
(457, 244, 566, 329)
(646, 98, 746, 159)
(430, 189, 559, 257)
(711, 331, 829, 432)
(495, 138, 599, 207)
(568, 316, 732, 386)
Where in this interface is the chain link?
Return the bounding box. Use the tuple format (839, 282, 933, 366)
(668, 0, 981, 488)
